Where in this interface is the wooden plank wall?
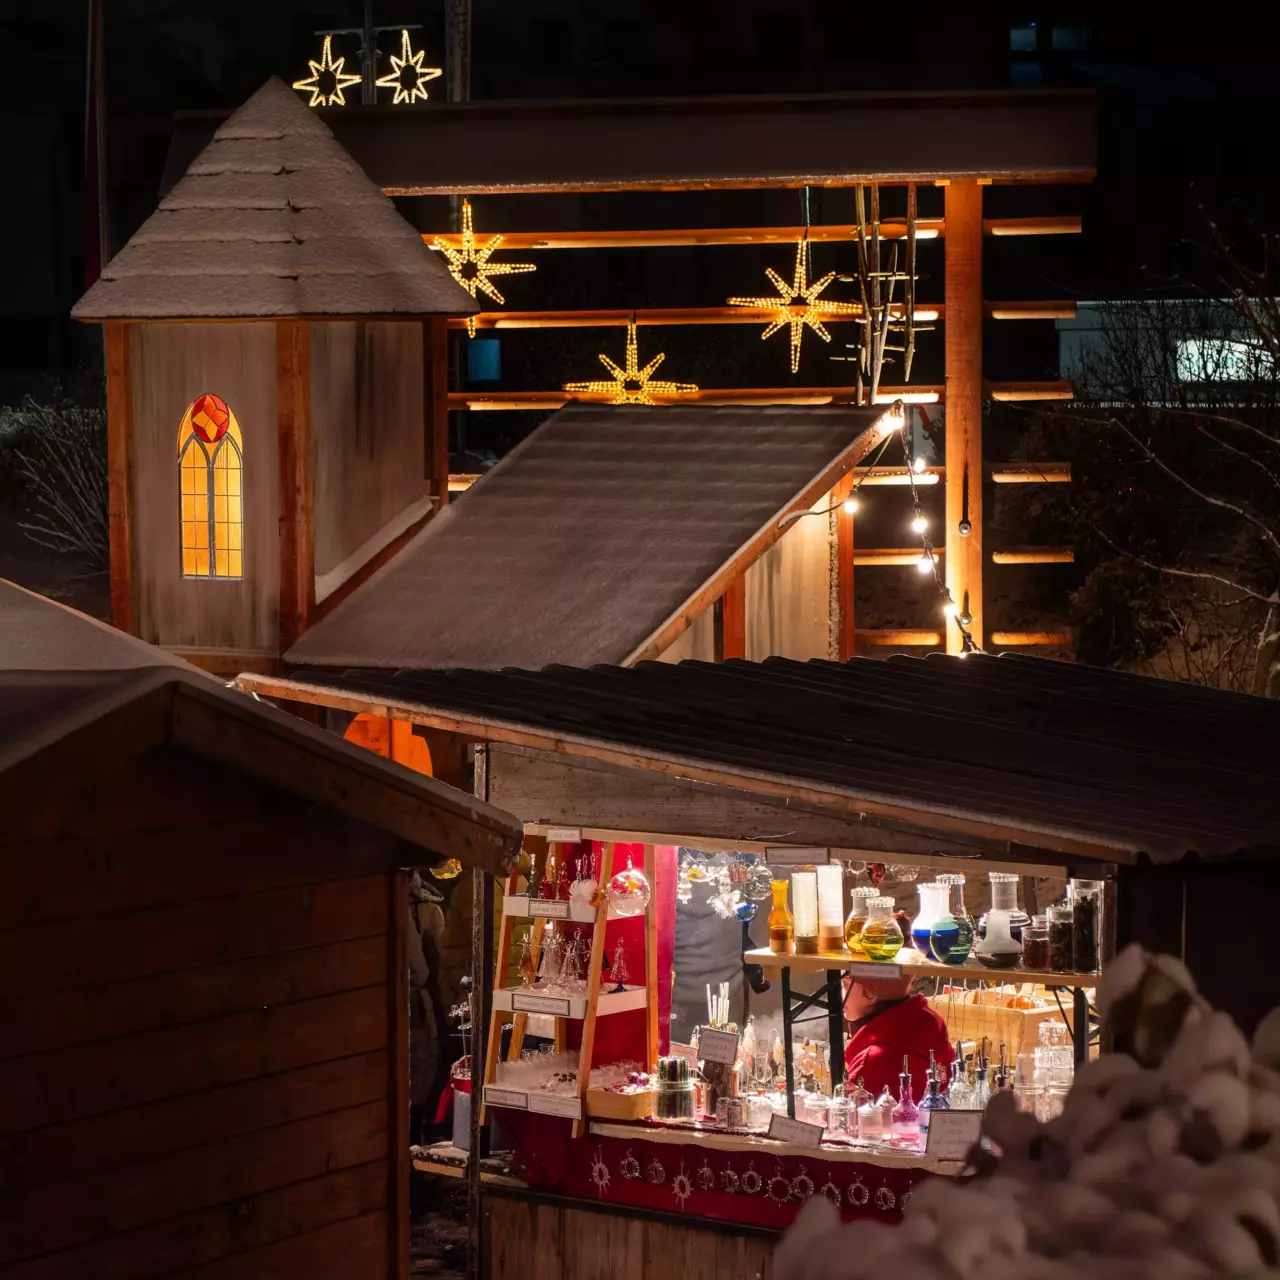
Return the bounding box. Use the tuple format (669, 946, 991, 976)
(485, 1194, 774, 1280)
(0, 749, 403, 1279)
(130, 322, 280, 655)
(310, 320, 428, 580)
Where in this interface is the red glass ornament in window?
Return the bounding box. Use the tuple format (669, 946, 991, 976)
(190, 393, 230, 443)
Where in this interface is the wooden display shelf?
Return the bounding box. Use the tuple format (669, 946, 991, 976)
(492, 984, 648, 1019)
(743, 945, 1098, 988)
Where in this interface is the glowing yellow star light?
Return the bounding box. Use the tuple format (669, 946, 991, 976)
(293, 35, 362, 107)
(432, 199, 536, 338)
(375, 29, 442, 104)
(564, 323, 699, 406)
(727, 240, 863, 374)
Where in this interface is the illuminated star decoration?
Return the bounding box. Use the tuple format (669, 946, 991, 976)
(293, 35, 362, 107)
(563, 323, 699, 406)
(432, 199, 536, 338)
(375, 29, 442, 104)
(727, 240, 863, 373)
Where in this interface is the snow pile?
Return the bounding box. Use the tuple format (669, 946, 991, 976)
(776, 946, 1280, 1279)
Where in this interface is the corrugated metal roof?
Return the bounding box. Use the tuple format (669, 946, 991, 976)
(286, 403, 891, 671)
(160, 89, 1096, 197)
(257, 654, 1280, 863)
(73, 79, 476, 321)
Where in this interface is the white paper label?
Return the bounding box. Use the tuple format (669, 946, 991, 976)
(767, 1113, 825, 1148)
(764, 846, 830, 866)
(512, 993, 572, 1017)
(924, 1110, 983, 1159)
(529, 1093, 582, 1118)
(697, 1027, 741, 1065)
(847, 961, 902, 981)
(530, 900, 569, 920)
(485, 1087, 528, 1110)
(546, 827, 582, 844)
(668, 1041, 697, 1062)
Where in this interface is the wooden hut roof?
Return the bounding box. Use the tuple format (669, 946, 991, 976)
(284, 403, 896, 671)
(0, 582, 521, 874)
(72, 78, 477, 321)
(244, 653, 1280, 866)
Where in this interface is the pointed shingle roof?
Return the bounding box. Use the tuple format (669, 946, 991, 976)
(73, 78, 477, 321)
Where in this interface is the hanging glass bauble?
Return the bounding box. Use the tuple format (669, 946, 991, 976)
(429, 857, 463, 880)
(608, 858, 652, 917)
(685, 854, 711, 883)
(744, 863, 773, 901)
(734, 898, 758, 922)
(676, 873, 693, 904)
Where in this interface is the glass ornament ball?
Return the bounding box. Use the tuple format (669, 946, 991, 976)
(744, 863, 774, 901)
(608, 864, 652, 917)
(685, 856, 711, 883)
(429, 857, 463, 880)
(734, 899, 759, 922)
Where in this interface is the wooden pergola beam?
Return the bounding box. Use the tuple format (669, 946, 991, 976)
(855, 628, 1070, 646)
(990, 631, 1071, 646)
(991, 548, 1074, 565)
(424, 216, 1079, 252)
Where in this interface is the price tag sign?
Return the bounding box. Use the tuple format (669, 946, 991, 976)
(530, 900, 569, 920)
(529, 1093, 582, 1119)
(847, 961, 902, 981)
(484, 1087, 528, 1110)
(512, 993, 572, 1017)
(764, 846, 830, 867)
(767, 1113, 825, 1149)
(546, 827, 582, 844)
(668, 1041, 697, 1062)
(697, 1027, 741, 1065)
(924, 1110, 983, 1160)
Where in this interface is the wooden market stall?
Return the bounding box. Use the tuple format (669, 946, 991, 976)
(0, 581, 523, 1279)
(240, 650, 1280, 1275)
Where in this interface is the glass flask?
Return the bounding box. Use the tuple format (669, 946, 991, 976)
(791, 869, 819, 954)
(859, 895, 904, 961)
(974, 906, 1021, 968)
(744, 862, 774, 902)
(1047, 904, 1073, 972)
(909, 881, 948, 955)
(843, 887, 878, 955)
(932, 874, 974, 964)
(918, 1072, 949, 1134)
(816, 863, 846, 952)
(1069, 878, 1103, 972)
(767, 879, 794, 953)
(890, 1059, 919, 1138)
(607, 854, 652, 918)
(980, 872, 1031, 942)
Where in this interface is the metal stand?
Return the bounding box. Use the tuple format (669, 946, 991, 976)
(779, 966, 845, 1119)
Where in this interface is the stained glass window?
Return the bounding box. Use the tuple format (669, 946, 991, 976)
(178, 394, 243, 579)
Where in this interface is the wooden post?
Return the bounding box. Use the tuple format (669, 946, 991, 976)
(105, 322, 134, 633)
(714, 576, 746, 661)
(572, 880, 612, 1139)
(504, 837, 550, 1064)
(276, 320, 313, 652)
(644, 844, 659, 1069)
(425, 318, 450, 509)
(944, 182, 984, 652)
(389, 869, 410, 1279)
(835, 473, 855, 660)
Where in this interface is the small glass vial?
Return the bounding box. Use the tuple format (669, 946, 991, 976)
(791, 869, 819, 954)
(768, 878, 794, 953)
(859, 895, 904, 961)
(816, 864, 846, 952)
(844, 886, 877, 956)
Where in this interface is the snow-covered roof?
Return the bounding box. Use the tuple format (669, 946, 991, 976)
(72, 78, 477, 321)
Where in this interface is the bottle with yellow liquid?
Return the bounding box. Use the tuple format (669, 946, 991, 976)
(843, 886, 878, 956)
(767, 878, 794, 953)
(859, 895, 904, 961)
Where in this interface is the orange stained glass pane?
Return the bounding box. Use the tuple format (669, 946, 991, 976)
(214, 548, 229, 577)
(228, 522, 242, 550)
(213, 495, 228, 523)
(228, 549, 243, 577)
(182, 545, 198, 575)
(179, 398, 244, 580)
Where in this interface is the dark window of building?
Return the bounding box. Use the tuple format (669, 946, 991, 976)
(528, 17, 573, 74)
(1009, 23, 1037, 53)
(1051, 24, 1089, 51)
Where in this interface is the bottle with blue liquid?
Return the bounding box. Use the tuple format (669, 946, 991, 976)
(918, 1049, 950, 1135)
(910, 882, 956, 960)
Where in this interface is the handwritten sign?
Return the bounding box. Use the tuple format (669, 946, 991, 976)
(924, 1110, 983, 1160)
(530, 900, 569, 920)
(529, 1093, 582, 1119)
(484, 1087, 528, 1110)
(697, 1027, 741, 1066)
(764, 846, 830, 867)
(767, 1113, 825, 1148)
(847, 961, 902, 981)
(668, 1041, 697, 1062)
(546, 827, 582, 844)
(512, 993, 572, 1017)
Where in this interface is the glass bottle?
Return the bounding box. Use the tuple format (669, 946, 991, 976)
(791, 869, 819, 954)
(890, 1058, 919, 1138)
(975, 907, 1021, 968)
(856, 1085, 883, 1140)
(843, 886, 877, 955)
(1047, 904, 1074, 972)
(859, 895, 904, 961)
(828, 1083, 852, 1137)
(918, 1072, 949, 1135)
(948, 1052, 972, 1109)
(933, 874, 975, 964)
(1021, 919, 1050, 970)
(768, 879, 794, 953)
(981, 872, 1030, 942)
(910, 882, 948, 955)
(816, 864, 846, 952)
(1069, 878, 1103, 972)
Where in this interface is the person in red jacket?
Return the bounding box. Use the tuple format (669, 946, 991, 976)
(842, 972, 953, 1102)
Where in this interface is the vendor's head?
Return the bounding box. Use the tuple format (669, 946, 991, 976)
(841, 970, 912, 1021)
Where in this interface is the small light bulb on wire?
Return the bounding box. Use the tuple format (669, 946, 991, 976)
(915, 551, 934, 575)
(942, 598, 959, 619)
(911, 514, 928, 534)
(911, 456, 928, 475)
(842, 496, 859, 516)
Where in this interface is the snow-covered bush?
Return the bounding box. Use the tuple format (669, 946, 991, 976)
(776, 946, 1280, 1279)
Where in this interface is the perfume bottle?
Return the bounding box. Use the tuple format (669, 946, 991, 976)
(890, 1058, 920, 1137)
(948, 1044, 972, 1109)
(919, 1072, 950, 1134)
(768, 879, 794, 953)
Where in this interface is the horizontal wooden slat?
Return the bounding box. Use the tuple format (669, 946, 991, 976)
(989, 380, 1074, 402)
(986, 300, 1076, 320)
(4, 935, 387, 1060)
(990, 464, 1070, 483)
(984, 215, 1082, 235)
(990, 630, 1072, 646)
(855, 629, 942, 645)
(3, 1102, 387, 1266)
(3, 1162, 388, 1280)
(448, 385, 941, 410)
(854, 547, 945, 566)
(0, 873, 389, 998)
(446, 303, 939, 330)
(0, 985, 388, 1135)
(991, 547, 1074, 564)
(1, 1050, 387, 1195)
